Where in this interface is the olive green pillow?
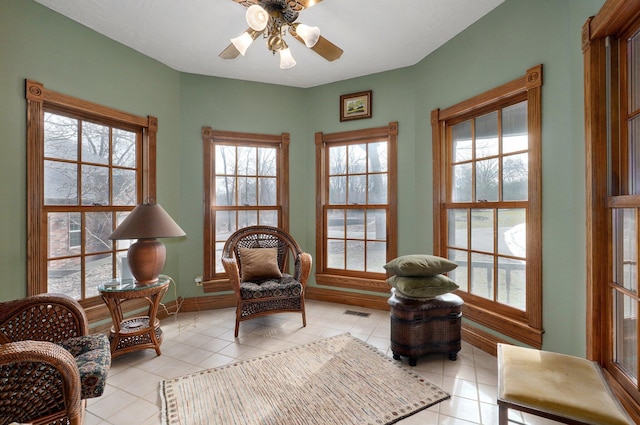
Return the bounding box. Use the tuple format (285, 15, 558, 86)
(239, 248, 282, 282)
(384, 254, 458, 277)
(387, 274, 459, 298)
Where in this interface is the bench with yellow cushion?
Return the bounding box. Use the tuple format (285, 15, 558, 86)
(497, 343, 632, 425)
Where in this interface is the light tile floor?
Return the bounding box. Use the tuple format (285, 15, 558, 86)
(86, 299, 561, 425)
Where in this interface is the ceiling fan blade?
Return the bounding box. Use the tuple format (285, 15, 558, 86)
(233, 0, 259, 7)
(219, 43, 242, 59)
(292, 33, 343, 62)
(293, 0, 323, 10)
(312, 36, 343, 61)
(219, 28, 263, 60)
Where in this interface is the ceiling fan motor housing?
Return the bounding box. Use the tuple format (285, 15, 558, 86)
(260, 0, 299, 23)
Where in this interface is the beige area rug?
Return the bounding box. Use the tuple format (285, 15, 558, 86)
(160, 333, 449, 425)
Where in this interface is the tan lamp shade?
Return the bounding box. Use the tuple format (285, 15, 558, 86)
(108, 203, 185, 284)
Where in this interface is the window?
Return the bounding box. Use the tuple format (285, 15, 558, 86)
(315, 122, 398, 292)
(202, 127, 289, 289)
(26, 80, 156, 304)
(584, 1, 640, 416)
(432, 66, 543, 348)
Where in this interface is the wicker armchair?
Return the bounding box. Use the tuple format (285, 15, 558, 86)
(222, 226, 312, 337)
(0, 293, 111, 425)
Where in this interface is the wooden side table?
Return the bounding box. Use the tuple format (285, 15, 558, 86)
(98, 276, 170, 359)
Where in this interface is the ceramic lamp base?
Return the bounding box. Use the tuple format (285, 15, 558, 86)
(127, 238, 166, 285)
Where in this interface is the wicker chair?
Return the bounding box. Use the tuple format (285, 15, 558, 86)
(222, 226, 312, 337)
(0, 293, 111, 425)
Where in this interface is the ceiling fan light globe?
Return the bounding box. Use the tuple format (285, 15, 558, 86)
(231, 32, 254, 56)
(279, 48, 296, 69)
(296, 24, 320, 48)
(246, 5, 269, 31)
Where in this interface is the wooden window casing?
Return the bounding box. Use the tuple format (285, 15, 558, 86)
(432, 66, 543, 348)
(26, 79, 156, 310)
(584, 0, 640, 418)
(315, 122, 398, 292)
(202, 127, 289, 291)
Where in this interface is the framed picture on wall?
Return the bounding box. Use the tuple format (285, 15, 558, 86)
(340, 90, 372, 121)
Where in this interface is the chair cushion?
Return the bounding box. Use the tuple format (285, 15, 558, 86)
(58, 334, 111, 399)
(498, 344, 632, 425)
(240, 274, 302, 299)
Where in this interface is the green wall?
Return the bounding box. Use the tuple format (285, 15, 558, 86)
(177, 74, 308, 300)
(0, 0, 605, 356)
(414, 0, 600, 355)
(0, 0, 183, 301)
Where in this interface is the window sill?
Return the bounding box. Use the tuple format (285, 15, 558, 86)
(316, 273, 389, 293)
(461, 296, 543, 348)
(203, 278, 232, 293)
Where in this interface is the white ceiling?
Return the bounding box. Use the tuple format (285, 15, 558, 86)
(34, 0, 505, 88)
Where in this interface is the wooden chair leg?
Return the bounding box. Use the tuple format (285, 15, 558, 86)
(70, 399, 85, 425)
(234, 304, 241, 337)
(498, 403, 509, 425)
(301, 298, 307, 327)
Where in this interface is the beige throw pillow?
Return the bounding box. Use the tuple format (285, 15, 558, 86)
(239, 248, 282, 282)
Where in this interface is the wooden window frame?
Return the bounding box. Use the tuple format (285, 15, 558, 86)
(432, 66, 543, 348)
(315, 122, 398, 293)
(201, 127, 289, 292)
(583, 0, 640, 418)
(26, 79, 156, 310)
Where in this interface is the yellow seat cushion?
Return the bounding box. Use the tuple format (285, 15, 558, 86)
(498, 344, 631, 425)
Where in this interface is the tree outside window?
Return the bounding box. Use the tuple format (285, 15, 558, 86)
(42, 112, 140, 299)
(26, 80, 155, 303)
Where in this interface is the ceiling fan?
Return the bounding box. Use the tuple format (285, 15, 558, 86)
(219, 0, 343, 69)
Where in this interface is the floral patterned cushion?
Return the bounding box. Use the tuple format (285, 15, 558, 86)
(58, 334, 111, 399)
(240, 274, 302, 300)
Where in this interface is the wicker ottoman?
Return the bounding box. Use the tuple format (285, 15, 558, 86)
(388, 289, 463, 366)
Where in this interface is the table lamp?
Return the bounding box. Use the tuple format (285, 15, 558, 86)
(108, 203, 185, 285)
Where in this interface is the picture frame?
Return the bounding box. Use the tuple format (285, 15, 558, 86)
(340, 90, 372, 122)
